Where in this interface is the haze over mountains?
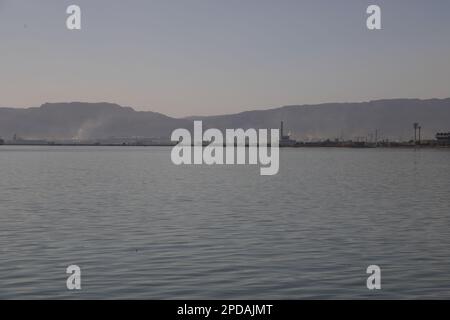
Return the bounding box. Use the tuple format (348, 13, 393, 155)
(1, 98, 449, 141)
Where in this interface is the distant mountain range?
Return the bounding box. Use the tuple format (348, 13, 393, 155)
(1, 98, 449, 141)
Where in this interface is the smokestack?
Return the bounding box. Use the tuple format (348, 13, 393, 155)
(281, 121, 284, 137)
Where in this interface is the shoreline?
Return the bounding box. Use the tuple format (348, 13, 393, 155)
(1, 143, 449, 149)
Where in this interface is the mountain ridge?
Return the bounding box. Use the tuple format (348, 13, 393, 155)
(1, 98, 450, 141)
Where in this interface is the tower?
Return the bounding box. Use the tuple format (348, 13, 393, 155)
(418, 125, 422, 145)
(413, 123, 419, 144)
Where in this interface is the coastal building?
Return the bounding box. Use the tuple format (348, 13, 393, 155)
(10, 134, 49, 145)
(279, 121, 297, 146)
(436, 132, 450, 144)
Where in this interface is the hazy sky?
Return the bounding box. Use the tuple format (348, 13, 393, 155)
(1, 0, 449, 117)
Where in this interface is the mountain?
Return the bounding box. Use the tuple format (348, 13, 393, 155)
(1, 99, 449, 141)
(0, 102, 189, 140)
(194, 98, 450, 141)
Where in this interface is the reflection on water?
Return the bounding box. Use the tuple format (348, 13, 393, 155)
(0, 146, 449, 299)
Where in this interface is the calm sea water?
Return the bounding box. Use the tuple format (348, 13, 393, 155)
(0, 146, 449, 299)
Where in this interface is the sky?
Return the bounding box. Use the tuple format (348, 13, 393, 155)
(0, 0, 449, 117)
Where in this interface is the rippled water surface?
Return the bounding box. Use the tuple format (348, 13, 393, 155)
(0, 146, 449, 299)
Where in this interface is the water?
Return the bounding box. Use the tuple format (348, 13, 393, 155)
(0, 146, 449, 299)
